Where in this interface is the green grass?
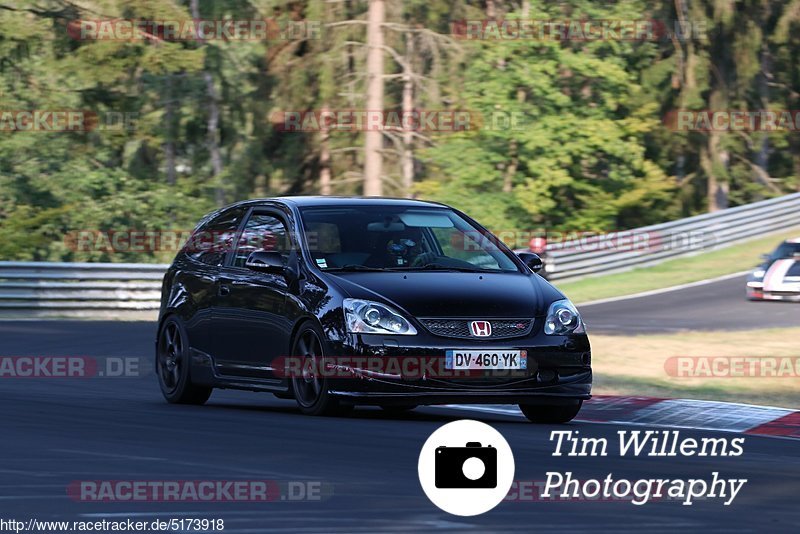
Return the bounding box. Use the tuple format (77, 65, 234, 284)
(591, 327, 800, 409)
(556, 226, 800, 303)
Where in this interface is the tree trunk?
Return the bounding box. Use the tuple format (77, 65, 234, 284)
(363, 0, 384, 197)
(164, 75, 176, 186)
(205, 70, 224, 205)
(190, 0, 224, 206)
(503, 87, 525, 193)
(701, 131, 729, 212)
(754, 44, 771, 199)
(320, 103, 332, 195)
(790, 120, 800, 191)
(504, 140, 517, 193)
(704, 11, 732, 213)
(165, 140, 176, 186)
(521, 0, 530, 18)
(486, 0, 496, 19)
(401, 33, 414, 197)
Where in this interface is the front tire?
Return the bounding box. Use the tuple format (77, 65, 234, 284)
(519, 401, 582, 424)
(290, 323, 351, 416)
(156, 316, 212, 405)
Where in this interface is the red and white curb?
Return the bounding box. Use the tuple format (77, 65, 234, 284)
(445, 395, 800, 440)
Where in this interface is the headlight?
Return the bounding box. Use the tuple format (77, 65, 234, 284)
(752, 269, 766, 279)
(544, 299, 585, 335)
(343, 298, 417, 335)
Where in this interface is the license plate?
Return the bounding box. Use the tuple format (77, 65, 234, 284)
(445, 350, 527, 370)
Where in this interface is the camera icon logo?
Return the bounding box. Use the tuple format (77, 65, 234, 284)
(418, 420, 515, 516)
(435, 442, 497, 488)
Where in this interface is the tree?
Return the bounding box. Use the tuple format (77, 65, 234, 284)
(417, 0, 678, 238)
(363, 0, 385, 196)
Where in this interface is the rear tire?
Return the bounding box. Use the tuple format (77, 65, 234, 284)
(519, 401, 582, 424)
(290, 323, 350, 416)
(156, 316, 212, 405)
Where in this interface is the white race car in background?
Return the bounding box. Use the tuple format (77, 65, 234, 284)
(747, 238, 800, 301)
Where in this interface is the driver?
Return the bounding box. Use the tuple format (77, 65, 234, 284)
(365, 227, 429, 268)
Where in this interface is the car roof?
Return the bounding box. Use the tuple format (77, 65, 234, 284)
(786, 238, 800, 244)
(231, 196, 448, 209)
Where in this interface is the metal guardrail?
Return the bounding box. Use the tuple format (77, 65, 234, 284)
(1, 193, 799, 317)
(0, 262, 167, 319)
(535, 192, 800, 281)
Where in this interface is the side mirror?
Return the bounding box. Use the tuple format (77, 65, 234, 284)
(517, 252, 543, 273)
(760, 254, 771, 261)
(245, 250, 285, 274)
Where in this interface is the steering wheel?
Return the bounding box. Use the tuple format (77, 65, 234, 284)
(411, 252, 439, 267)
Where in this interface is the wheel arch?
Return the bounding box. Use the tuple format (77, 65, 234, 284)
(289, 315, 327, 352)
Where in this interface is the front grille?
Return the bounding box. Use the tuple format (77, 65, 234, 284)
(419, 318, 534, 339)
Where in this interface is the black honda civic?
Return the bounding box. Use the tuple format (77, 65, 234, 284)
(156, 197, 591, 423)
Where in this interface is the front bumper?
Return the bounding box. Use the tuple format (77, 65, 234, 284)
(325, 322, 592, 405)
(329, 372, 592, 406)
(747, 284, 800, 302)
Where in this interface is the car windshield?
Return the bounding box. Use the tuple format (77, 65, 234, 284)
(770, 241, 800, 259)
(299, 206, 519, 272)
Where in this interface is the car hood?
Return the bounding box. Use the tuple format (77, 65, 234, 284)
(324, 271, 564, 318)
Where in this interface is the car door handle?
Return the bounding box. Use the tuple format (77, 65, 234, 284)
(218, 285, 231, 296)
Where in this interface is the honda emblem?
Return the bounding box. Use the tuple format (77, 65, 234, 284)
(469, 320, 492, 337)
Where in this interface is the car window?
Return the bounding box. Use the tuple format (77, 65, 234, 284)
(299, 206, 518, 272)
(306, 222, 342, 254)
(231, 213, 290, 268)
(787, 262, 800, 277)
(772, 242, 800, 259)
(185, 209, 244, 266)
(430, 227, 504, 270)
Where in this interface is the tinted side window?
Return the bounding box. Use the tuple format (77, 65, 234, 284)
(185, 209, 244, 266)
(787, 262, 800, 277)
(232, 213, 290, 268)
(773, 242, 800, 258)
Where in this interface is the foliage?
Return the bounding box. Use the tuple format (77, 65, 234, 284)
(0, 0, 798, 261)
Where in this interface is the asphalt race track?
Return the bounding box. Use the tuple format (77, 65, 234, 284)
(580, 275, 800, 334)
(1, 320, 798, 532)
